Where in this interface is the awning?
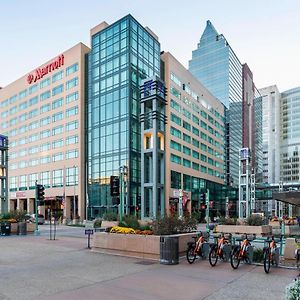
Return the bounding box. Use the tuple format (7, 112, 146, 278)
(272, 191, 300, 206)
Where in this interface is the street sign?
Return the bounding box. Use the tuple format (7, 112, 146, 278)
(85, 229, 94, 235)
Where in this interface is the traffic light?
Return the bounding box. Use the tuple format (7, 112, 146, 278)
(200, 203, 207, 210)
(110, 176, 120, 197)
(36, 184, 45, 205)
(200, 192, 206, 201)
(136, 204, 140, 212)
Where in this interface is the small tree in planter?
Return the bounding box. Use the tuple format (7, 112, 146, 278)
(286, 279, 300, 300)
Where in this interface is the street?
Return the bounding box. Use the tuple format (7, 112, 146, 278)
(0, 226, 298, 300)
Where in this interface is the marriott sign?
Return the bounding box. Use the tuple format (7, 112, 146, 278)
(27, 54, 64, 84)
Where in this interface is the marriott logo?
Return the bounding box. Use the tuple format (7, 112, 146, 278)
(27, 54, 64, 84)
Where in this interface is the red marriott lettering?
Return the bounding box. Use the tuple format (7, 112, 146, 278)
(27, 54, 64, 84)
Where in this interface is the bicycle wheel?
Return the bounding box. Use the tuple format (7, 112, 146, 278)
(186, 245, 196, 264)
(230, 246, 241, 269)
(209, 244, 219, 267)
(263, 249, 271, 274)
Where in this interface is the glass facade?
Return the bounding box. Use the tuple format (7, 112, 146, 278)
(87, 15, 160, 218)
(280, 87, 300, 183)
(189, 20, 243, 187)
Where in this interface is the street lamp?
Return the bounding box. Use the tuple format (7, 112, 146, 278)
(119, 165, 128, 221)
(73, 165, 76, 220)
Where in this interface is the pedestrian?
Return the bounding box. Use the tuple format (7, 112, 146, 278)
(297, 216, 300, 227)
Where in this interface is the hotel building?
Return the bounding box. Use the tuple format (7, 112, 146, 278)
(162, 52, 226, 215)
(0, 43, 90, 220)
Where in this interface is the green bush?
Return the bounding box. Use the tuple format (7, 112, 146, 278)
(246, 215, 264, 226)
(219, 216, 237, 225)
(152, 215, 197, 235)
(253, 248, 264, 263)
(0, 210, 27, 222)
(102, 212, 118, 221)
(286, 279, 300, 300)
(93, 218, 102, 228)
(122, 215, 140, 230)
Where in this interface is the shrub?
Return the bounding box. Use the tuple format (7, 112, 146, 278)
(219, 216, 237, 225)
(246, 215, 264, 226)
(152, 215, 197, 235)
(93, 218, 102, 228)
(122, 215, 140, 230)
(253, 248, 264, 263)
(102, 212, 118, 221)
(286, 279, 300, 300)
(0, 210, 27, 222)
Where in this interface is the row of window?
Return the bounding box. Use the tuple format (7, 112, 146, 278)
(10, 167, 78, 191)
(0, 64, 78, 109)
(9, 148, 79, 170)
(1, 91, 79, 124)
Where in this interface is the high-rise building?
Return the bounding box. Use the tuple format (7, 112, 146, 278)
(161, 52, 226, 217)
(280, 87, 300, 184)
(189, 20, 262, 188)
(0, 43, 90, 220)
(86, 15, 161, 218)
(258, 85, 281, 184)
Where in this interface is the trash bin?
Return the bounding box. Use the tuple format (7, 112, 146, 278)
(18, 222, 27, 235)
(0, 222, 11, 236)
(160, 236, 179, 265)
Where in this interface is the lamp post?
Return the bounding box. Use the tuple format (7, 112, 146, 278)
(73, 166, 76, 220)
(119, 166, 128, 221)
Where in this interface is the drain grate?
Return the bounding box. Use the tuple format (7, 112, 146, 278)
(135, 260, 157, 265)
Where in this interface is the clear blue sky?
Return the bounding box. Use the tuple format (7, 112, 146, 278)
(1, 0, 299, 92)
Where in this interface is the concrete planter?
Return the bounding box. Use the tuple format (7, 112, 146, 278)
(10, 223, 18, 234)
(26, 222, 35, 233)
(93, 232, 196, 260)
(216, 225, 272, 236)
(101, 221, 118, 228)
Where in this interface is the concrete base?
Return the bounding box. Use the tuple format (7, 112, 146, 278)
(284, 238, 298, 260)
(93, 232, 197, 260)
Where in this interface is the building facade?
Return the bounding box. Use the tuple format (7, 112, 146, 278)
(0, 134, 8, 213)
(0, 43, 90, 220)
(162, 52, 226, 217)
(86, 15, 161, 218)
(258, 85, 281, 184)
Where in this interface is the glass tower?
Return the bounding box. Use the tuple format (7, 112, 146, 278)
(87, 15, 160, 218)
(189, 20, 243, 187)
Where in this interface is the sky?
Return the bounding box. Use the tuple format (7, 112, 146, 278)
(0, 0, 299, 92)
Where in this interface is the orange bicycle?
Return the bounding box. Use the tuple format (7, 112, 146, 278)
(186, 232, 207, 264)
(230, 234, 253, 269)
(263, 236, 279, 273)
(209, 233, 231, 267)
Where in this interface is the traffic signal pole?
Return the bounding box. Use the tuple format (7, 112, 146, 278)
(34, 181, 39, 235)
(205, 189, 210, 233)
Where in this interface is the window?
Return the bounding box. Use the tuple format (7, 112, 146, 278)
(52, 125, 64, 135)
(41, 171, 50, 188)
(52, 70, 63, 83)
(52, 112, 63, 122)
(66, 77, 78, 90)
(29, 173, 38, 189)
(201, 120, 207, 129)
(66, 135, 78, 145)
(29, 146, 39, 154)
(183, 121, 191, 131)
(66, 91, 78, 104)
(66, 106, 78, 117)
(192, 150, 200, 159)
(40, 104, 51, 113)
(19, 101, 27, 110)
(170, 140, 181, 152)
(183, 159, 191, 168)
(29, 96, 38, 106)
(66, 149, 78, 159)
(170, 127, 181, 138)
(28, 121, 39, 130)
(183, 108, 191, 119)
(19, 89, 27, 99)
(192, 115, 199, 125)
(40, 116, 51, 126)
(201, 165, 207, 173)
(28, 133, 39, 142)
(52, 84, 64, 96)
(201, 143, 207, 152)
(40, 78, 50, 89)
(66, 120, 78, 131)
(41, 143, 51, 152)
(170, 99, 181, 112)
(40, 91, 51, 101)
(171, 154, 181, 165)
(66, 63, 78, 76)
(170, 113, 181, 126)
(183, 133, 191, 143)
(183, 146, 191, 156)
(192, 127, 200, 136)
(192, 138, 200, 148)
(192, 162, 199, 171)
(19, 175, 27, 190)
(40, 156, 51, 164)
(28, 159, 39, 167)
(201, 154, 207, 162)
(40, 129, 51, 139)
(170, 87, 181, 99)
(66, 166, 78, 186)
(53, 152, 64, 162)
(29, 84, 38, 94)
(52, 97, 63, 109)
(52, 139, 63, 149)
(52, 169, 63, 187)
(171, 171, 181, 189)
